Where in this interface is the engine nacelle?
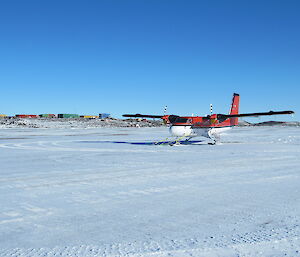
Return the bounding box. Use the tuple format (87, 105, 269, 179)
(169, 125, 194, 137)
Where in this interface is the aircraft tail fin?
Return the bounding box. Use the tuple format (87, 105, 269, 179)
(229, 93, 240, 125)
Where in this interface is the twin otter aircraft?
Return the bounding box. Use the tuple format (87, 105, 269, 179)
(123, 94, 294, 145)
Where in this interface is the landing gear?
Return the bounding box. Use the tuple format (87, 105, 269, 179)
(173, 136, 195, 146)
(155, 136, 193, 146)
(208, 140, 217, 145)
(208, 130, 220, 145)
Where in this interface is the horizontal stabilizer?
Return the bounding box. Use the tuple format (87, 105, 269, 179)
(218, 110, 294, 120)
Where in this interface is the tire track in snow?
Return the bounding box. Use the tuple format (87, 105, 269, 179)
(0, 164, 202, 190)
(1, 221, 299, 256)
(0, 140, 162, 153)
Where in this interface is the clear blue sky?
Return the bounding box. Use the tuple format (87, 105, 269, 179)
(0, 0, 299, 121)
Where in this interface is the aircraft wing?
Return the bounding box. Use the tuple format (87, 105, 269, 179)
(122, 114, 164, 119)
(217, 110, 294, 120)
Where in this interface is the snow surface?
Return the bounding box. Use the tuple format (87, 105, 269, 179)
(0, 126, 299, 256)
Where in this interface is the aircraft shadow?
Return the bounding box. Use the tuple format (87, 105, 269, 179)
(78, 140, 206, 146)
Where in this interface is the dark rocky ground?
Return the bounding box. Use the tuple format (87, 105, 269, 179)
(0, 117, 164, 128)
(238, 119, 300, 127)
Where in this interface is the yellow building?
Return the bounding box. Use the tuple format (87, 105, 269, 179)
(0, 114, 7, 118)
(81, 115, 98, 119)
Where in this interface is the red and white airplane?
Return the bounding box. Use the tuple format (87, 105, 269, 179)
(123, 93, 294, 144)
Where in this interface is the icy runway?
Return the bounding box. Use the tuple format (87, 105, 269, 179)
(0, 126, 300, 256)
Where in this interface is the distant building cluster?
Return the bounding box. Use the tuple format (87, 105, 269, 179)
(0, 113, 111, 119)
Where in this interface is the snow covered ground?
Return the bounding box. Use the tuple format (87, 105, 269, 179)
(0, 126, 299, 257)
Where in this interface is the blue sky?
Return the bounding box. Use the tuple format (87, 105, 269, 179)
(0, 0, 299, 121)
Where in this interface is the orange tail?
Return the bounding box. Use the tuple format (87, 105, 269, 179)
(229, 93, 240, 125)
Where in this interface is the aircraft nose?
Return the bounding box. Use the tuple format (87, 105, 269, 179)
(169, 126, 192, 137)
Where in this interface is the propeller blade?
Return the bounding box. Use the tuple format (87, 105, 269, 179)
(217, 110, 294, 119)
(123, 114, 164, 119)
